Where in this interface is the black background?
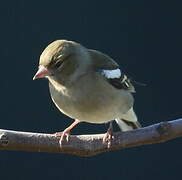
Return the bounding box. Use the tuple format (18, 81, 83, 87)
(0, 1, 182, 179)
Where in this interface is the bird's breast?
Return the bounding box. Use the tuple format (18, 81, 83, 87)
(48, 74, 134, 123)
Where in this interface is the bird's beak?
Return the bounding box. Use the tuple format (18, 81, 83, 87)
(33, 65, 50, 80)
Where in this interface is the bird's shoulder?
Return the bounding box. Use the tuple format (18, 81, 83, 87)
(88, 49, 119, 69)
(88, 49, 135, 92)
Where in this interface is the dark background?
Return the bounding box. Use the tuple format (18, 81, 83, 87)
(0, 0, 181, 179)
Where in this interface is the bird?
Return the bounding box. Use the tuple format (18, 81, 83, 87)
(33, 40, 141, 147)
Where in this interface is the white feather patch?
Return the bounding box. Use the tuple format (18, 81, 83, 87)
(101, 69, 121, 79)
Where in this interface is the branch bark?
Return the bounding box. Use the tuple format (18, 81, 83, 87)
(0, 118, 182, 157)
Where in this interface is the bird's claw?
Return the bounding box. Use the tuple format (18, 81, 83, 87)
(103, 131, 114, 148)
(60, 130, 70, 142)
(54, 129, 70, 146)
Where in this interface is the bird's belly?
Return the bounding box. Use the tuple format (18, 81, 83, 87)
(52, 94, 122, 123)
(49, 83, 133, 124)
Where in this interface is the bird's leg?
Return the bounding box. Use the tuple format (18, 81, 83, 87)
(54, 119, 80, 144)
(103, 121, 114, 148)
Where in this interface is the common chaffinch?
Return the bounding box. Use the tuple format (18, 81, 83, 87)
(33, 40, 141, 147)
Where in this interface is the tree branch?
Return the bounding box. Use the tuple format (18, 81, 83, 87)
(0, 118, 182, 157)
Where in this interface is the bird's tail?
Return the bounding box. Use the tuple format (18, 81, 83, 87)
(115, 108, 141, 131)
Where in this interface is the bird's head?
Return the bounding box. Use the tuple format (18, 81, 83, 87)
(33, 40, 89, 84)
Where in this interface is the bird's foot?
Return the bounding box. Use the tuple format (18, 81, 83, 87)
(54, 128, 70, 145)
(103, 128, 114, 148)
(54, 119, 80, 146)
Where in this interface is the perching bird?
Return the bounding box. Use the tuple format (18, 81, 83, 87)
(33, 40, 141, 147)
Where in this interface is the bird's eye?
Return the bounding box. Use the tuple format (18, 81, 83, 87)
(54, 60, 63, 69)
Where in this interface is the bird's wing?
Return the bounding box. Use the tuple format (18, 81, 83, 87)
(88, 49, 135, 93)
(88, 49, 119, 69)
